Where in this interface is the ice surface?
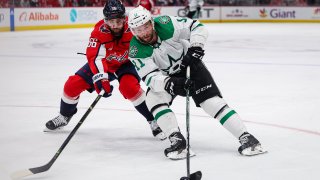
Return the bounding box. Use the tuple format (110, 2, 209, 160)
(1, 23, 320, 180)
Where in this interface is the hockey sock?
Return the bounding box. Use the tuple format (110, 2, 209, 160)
(60, 94, 79, 117)
(200, 96, 247, 138)
(128, 88, 155, 122)
(153, 106, 179, 136)
(134, 101, 154, 122)
(216, 107, 247, 138)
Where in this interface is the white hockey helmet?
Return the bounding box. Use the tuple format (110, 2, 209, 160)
(128, 5, 152, 29)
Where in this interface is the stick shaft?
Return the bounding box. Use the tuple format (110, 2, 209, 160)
(11, 91, 104, 179)
(186, 67, 191, 178)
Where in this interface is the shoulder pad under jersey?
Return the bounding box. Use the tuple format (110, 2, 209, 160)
(129, 37, 153, 59)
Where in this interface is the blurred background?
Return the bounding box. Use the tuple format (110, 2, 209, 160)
(1, 0, 320, 8)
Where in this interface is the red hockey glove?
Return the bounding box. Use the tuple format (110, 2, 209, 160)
(92, 73, 113, 97)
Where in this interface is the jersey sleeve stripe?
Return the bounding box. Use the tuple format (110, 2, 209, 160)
(191, 23, 204, 31)
(142, 69, 160, 82)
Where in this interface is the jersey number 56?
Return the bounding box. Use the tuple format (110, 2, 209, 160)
(87, 38, 97, 48)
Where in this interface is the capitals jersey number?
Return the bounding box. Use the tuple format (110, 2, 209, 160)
(88, 38, 98, 48)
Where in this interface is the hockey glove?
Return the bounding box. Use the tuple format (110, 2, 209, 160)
(164, 77, 195, 97)
(92, 73, 113, 97)
(180, 47, 204, 70)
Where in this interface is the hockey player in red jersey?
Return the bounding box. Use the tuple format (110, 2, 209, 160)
(45, 0, 166, 140)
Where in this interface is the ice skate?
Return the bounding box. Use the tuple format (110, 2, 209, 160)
(238, 132, 267, 156)
(44, 114, 72, 132)
(164, 132, 195, 160)
(149, 120, 166, 140)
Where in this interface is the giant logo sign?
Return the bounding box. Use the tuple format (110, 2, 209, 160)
(177, 7, 215, 18)
(260, 8, 296, 19)
(270, 9, 296, 18)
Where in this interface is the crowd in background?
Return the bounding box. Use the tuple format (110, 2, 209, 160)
(1, 0, 319, 8)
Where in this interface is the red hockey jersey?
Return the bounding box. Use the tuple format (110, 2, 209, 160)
(86, 18, 133, 74)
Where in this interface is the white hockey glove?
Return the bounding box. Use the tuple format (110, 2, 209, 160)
(92, 73, 113, 97)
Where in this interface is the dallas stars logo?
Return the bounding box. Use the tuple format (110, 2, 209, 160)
(129, 46, 138, 57)
(159, 16, 170, 24)
(161, 50, 185, 74)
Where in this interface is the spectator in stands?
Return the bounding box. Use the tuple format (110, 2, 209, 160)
(123, 0, 134, 6)
(186, 0, 203, 18)
(257, 0, 271, 5)
(65, 0, 78, 6)
(271, 0, 306, 5)
(306, 0, 314, 5)
(4, 0, 317, 8)
(13, 0, 23, 7)
(29, 0, 39, 6)
(77, 0, 86, 6)
(45, 0, 62, 7)
(136, 0, 155, 13)
(0, 0, 9, 8)
(167, 0, 177, 5)
(155, 0, 167, 6)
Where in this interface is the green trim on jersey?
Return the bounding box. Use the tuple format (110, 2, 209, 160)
(129, 37, 153, 59)
(146, 74, 157, 86)
(191, 23, 204, 31)
(154, 16, 174, 41)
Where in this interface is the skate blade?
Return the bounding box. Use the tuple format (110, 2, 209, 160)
(167, 149, 196, 160)
(43, 126, 66, 133)
(241, 144, 267, 156)
(155, 132, 167, 141)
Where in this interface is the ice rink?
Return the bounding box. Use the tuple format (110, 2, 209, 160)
(1, 23, 320, 180)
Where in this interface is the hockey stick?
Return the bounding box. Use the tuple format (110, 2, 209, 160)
(77, 52, 86, 56)
(10, 90, 105, 180)
(77, 52, 104, 57)
(180, 67, 202, 180)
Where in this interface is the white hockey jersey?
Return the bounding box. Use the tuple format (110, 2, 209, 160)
(129, 15, 208, 92)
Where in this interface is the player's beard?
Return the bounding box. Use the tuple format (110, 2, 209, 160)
(110, 27, 124, 38)
(140, 31, 156, 45)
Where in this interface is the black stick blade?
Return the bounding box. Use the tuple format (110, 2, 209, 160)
(180, 171, 202, 180)
(190, 171, 202, 180)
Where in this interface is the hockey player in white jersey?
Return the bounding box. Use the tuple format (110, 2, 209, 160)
(128, 6, 266, 159)
(186, 0, 204, 19)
